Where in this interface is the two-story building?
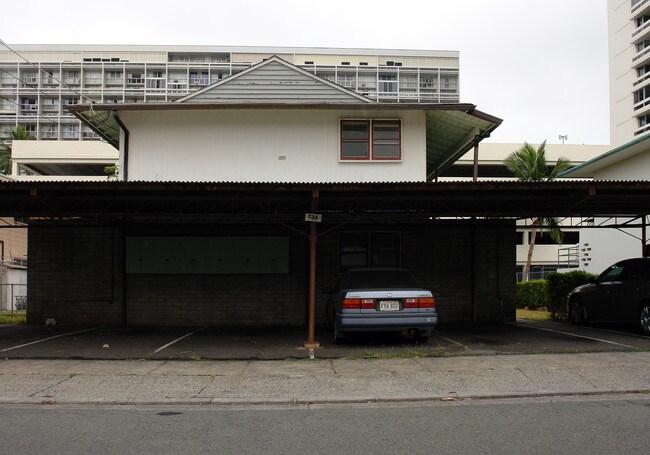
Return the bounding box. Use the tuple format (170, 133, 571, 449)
(12, 56, 514, 342)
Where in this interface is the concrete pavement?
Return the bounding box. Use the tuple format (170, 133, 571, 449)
(2, 351, 650, 406)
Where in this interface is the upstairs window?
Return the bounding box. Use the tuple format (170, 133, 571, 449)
(340, 120, 402, 161)
(340, 120, 370, 159)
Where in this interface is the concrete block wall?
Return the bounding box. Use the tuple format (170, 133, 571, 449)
(27, 225, 123, 325)
(26, 220, 514, 327)
(125, 233, 306, 327)
(315, 221, 516, 326)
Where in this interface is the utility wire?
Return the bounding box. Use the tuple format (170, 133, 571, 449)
(0, 68, 83, 111)
(0, 38, 97, 106)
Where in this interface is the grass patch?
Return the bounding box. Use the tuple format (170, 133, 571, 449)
(516, 308, 552, 322)
(0, 311, 26, 325)
(341, 351, 428, 360)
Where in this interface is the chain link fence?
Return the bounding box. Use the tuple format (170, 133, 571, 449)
(1, 283, 27, 313)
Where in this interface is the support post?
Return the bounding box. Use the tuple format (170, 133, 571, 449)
(641, 215, 648, 258)
(472, 143, 479, 182)
(305, 189, 320, 349)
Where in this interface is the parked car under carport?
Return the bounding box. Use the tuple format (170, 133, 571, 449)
(324, 268, 437, 343)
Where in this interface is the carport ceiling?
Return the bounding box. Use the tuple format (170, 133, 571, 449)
(1, 181, 650, 223)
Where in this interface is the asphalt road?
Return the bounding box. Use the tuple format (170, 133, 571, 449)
(2, 395, 649, 454)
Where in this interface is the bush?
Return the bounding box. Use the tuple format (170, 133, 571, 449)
(545, 271, 597, 319)
(516, 280, 549, 310)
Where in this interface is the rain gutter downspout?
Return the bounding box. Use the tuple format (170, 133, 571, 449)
(112, 111, 129, 182)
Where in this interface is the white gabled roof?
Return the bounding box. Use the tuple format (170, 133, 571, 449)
(175, 56, 373, 104)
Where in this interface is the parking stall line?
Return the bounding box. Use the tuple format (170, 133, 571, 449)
(0, 327, 102, 352)
(153, 326, 208, 353)
(535, 320, 650, 341)
(518, 322, 639, 349)
(433, 333, 469, 350)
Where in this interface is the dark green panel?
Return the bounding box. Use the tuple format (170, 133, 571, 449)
(126, 236, 290, 274)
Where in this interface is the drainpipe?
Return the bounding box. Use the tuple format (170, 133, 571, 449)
(112, 111, 129, 181)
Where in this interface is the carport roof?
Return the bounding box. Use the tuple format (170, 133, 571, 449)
(68, 102, 501, 179)
(1, 180, 650, 222)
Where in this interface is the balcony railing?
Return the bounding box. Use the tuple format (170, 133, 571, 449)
(557, 245, 580, 269)
(63, 77, 80, 85)
(84, 77, 103, 85)
(633, 0, 649, 14)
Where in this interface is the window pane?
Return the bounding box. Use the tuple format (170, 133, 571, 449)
(341, 141, 369, 158)
(372, 121, 400, 159)
(341, 121, 369, 139)
(373, 123, 400, 139)
(340, 233, 368, 270)
(370, 233, 400, 267)
(372, 143, 400, 158)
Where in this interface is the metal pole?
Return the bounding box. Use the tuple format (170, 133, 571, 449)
(305, 189, 320, 349)
(641, 215, 648, 258)
(472, 143, 479, 182)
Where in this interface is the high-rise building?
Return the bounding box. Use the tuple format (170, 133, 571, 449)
(0, 44, 460, 144)
(609, 0, 650, 145)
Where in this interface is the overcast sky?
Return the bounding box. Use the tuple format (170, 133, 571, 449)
(1, 0, 610, 145)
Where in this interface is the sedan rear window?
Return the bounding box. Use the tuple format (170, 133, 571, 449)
(342, 270, 419, 289)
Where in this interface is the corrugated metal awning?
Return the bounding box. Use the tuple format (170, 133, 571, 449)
(2, 180, 650, 222)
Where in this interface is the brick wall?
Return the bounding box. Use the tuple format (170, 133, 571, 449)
(26, 220, 515, 327)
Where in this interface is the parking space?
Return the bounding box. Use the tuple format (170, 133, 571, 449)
(1, 320, 650, 360)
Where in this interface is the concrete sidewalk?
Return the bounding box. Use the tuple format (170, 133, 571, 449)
(2, 352, 650, 406)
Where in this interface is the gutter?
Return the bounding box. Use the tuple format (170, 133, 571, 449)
(112, 112, 129, 182)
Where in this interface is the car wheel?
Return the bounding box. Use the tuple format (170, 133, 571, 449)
(333, 319, 347, 344)
(639, 302, 650, 336)
(569, 299, 586, 325)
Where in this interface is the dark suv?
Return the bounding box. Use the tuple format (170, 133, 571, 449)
(568, 258, 650, 335)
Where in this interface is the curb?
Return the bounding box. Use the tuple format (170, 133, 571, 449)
(2, 389, 648, 407)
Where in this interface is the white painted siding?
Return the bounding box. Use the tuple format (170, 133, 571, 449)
(182, 61, 368, 104)
(592, 151, 650, 180)
(122, 109, 427, 183)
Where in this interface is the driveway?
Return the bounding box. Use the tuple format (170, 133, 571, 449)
(1, 320, 649, 360)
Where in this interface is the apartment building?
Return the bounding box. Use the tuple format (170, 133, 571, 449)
(0, 44, 460, 146)
(609, 0, 650, 145)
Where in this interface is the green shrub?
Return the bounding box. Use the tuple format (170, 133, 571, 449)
(516, 280, 549, 310)
(545, 271, 597, 319)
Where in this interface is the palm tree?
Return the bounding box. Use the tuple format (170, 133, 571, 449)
(504, 141, 572, 282)
(0, 126, 36, 174)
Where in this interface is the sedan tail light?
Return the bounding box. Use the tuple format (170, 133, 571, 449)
(404, 297, 436, 309)
(343, 298, 376, 310)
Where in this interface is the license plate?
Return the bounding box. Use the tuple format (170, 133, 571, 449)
(379, 300, 400, 311)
